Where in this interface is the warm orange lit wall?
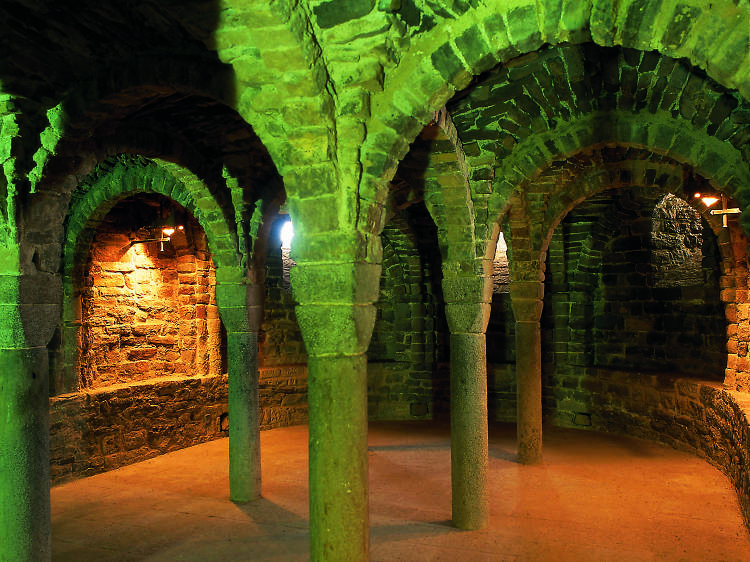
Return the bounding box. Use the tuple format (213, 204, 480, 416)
(50, 199, 230, 483)
(724, 227, 750, 393)
(79, 221, 221, 388)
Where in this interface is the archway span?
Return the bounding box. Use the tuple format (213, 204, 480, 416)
(64, 155, 240, 279)
(364, 0, 750, 191)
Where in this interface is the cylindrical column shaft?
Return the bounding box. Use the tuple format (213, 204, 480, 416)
(308, 354, 368, 561)
(0, 347, 51, 561)
(227, 330, 261, 502)
(515, 320, 542, 464)
(450, 332, 489, 530)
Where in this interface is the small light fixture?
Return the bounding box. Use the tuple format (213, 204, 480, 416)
(159, 225, 184, 250)
(129, 205, 185, 251)
(694, 192, 720, 208)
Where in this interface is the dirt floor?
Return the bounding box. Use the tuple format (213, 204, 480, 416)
(51, 421, 750, 561)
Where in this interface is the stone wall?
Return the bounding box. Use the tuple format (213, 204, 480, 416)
(49, 366, 311, 484)
(79, 198, 222, 388)
(256, 220, 309, 423)
(548, 368, 750, 528)
(541, 186, 726, 380)
(592, 200, 725, 376)
(49, 375, 228, 484)
(367, 211, 446, 420)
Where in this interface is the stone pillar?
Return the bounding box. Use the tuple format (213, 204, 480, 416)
(293, 262, 378, 562)
(510, 281, 544, 465)
(0, 347, 51, 561)
(216, 269, 262, 502)
(306, 352, 368, 560)
(0, 273, 61, 561)
(443, 275, 491, 530)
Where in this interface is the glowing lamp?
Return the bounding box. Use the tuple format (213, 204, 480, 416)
(161, 225, 184, 238)
(693, 192, 720, 208)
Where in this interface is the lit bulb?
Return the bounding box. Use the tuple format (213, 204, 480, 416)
(162, 227, 175, 237)
(701, 196, 720, 207)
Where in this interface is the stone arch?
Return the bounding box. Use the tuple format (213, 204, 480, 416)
(488, 113, 750, 267)
(58, 155, 240, 392)
(64, 156, 239, 277)
(560, 180, 731, 372)
(418, 108, 478, 268)
(361, 0, 750, 218)
(28, 56, 235, 192)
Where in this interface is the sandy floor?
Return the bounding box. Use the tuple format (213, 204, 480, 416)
(51, 421, 750, 561)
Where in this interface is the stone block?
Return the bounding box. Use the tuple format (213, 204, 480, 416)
(295, 303, 376, 355)
(291, 262, 380, 305)
(431, 42, 471, 86)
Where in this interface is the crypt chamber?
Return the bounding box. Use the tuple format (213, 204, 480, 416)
(0, 1, 749, 560)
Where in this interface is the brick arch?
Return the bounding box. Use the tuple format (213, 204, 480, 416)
(529, 151, 733, 378)
(417, 108, 477, 267)
(64, 155, 240, 282)
(28, 56, 236, 190)
(22, 124, 245, 278)
(488, 113, 750, 265)
(24, 54, 289, 266)
(58, 155, 241, 392)
(361, 0, 749, 221)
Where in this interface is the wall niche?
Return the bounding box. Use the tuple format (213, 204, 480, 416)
(79, 194, 222, 388)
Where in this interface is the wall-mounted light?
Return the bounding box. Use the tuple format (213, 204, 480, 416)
(694, 192, 720, 208)
(694, 192, 741, 227)
(130, 205, 185, 251)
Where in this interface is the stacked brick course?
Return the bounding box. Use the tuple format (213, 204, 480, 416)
(79, 199, 221, 388)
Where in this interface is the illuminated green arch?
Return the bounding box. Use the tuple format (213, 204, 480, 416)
(63, 155, 240, 281)
(486, 111, 750, 264)
(362, 0, 750, 208)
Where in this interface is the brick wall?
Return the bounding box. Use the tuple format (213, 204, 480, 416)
(548, 369, 750, 528)
(256, 220, 309, 422)
(50, 375, 228, 484)
(367, 211, 446, 420)
(79, 201, 222, 388)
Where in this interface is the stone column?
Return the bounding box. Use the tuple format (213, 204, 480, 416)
(0, 273, 61, 561)
(293, 262, 378, 562)
(510, 281, 544, 465)
(443, 275, 491, 530)
(0, 347, 51, 561)
(216, 269, 262, 502)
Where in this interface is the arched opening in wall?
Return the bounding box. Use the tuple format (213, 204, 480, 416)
(367, 205, 444, 421)
(541, 175, 727, 431)
(492, 232, 510, 294)
(257, 213, 308, 428)
(79, 193, 224, 388)
(53, 192, 230, 482)
(651, 194, 709, 288)
(487, 226, 516, 422)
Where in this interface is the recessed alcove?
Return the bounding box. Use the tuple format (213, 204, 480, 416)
(49, 193, 230, 483)
(79, 193, 223, 388)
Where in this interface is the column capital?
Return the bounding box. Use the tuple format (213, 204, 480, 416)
(290, 261, 381, 306)
(445, 302, 491, 334)
(295, 303, 376, 357)
(509, 281, 544, 322)
(215, 276, 263, 332)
